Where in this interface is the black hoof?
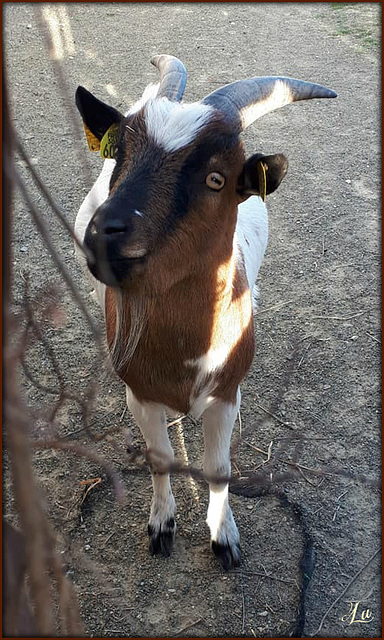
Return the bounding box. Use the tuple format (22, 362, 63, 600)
(148, 517, 175, 557)
(212, 540, 242, 571)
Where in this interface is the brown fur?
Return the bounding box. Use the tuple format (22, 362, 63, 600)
(104, 132, 255, 412)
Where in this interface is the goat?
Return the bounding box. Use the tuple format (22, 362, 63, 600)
(75, 55, 336, 570)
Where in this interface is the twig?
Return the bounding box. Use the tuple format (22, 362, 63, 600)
(243, 440, 268, 456)
(232, 461, 242, 477)
(16, 138, 92, 260)
(80, 477, 102, 504)
(278, 458, 326, 476)
(257, 299, 294, 315)
(31, 439, 125, 504)
(329, 262, 378, 270)
(332, 488, 350, 520)
(240, 575, 246, 634)
(336, 488, 350, 502)
(61, 427, 88, 439)
(167, 414, 186, 427)
(23, 278, 65, 386)
(297, 466, 321, 487)
(313, 309, 372, 321)
(276, 458, 334, 486)
(298, 342, 313, 368)
(310, 547, 381, 637)
(366, 331, 380, 344)
(6, 380, 55, 634)
(235, 570, 297, 586)
(265, 602, 276, 614)
(332, 504, 341, 521)
(175, 617, 204, 635)
(255, 402, 296, 429)
(13, 169, 101, 338)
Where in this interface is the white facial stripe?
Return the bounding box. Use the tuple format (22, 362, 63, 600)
(145, 98, 214, 152)
(126, 83, 160, 116)
(240, 80, 294, 127)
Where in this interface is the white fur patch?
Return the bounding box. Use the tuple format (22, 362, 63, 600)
(74, 158, 116, 312)
(126, 83, 160, 116)
(206, 484, 240, 547)
(145, 98, 214, 152)
(240, 80, 293, 127)
(186, 347, 229, 420)
(206, 484, 229, 539)
(185, 209, 265, 415)
(189, 391, 216, 421)
(187, 346, 230, 379)
(235, 195, 269, 291)
(125, 387, 176, 528)
(202, 394, 241, 544)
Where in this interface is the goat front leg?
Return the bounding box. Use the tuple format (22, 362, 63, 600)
(203, 389, 241, 570)
(126, 387, 176, 557)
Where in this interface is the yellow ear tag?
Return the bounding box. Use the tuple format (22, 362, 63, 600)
(83, 123, 100, 152)
(100, 124, 119, 159)
(257, 161, 267, 202)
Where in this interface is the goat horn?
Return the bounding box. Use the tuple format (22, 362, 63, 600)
(151, 54, 187, 102)
(202, 76, 337, 129)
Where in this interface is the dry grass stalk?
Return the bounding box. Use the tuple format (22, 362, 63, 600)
(3, 68, 84, 637)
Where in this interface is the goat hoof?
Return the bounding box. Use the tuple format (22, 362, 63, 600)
(148, 517, 175, 557)
(212, 540, 242, 571)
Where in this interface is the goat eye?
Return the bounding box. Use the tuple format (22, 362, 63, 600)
(206, 172, 225, 190)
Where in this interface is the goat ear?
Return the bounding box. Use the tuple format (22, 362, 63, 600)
(237, 153, 288, 199)
(75, 86, 123, 144)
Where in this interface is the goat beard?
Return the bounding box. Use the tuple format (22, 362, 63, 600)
(109, 290, 148, 375)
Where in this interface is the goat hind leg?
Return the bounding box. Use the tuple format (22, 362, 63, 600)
(126, 387, 176, 557)
(202, 389, 241, 570)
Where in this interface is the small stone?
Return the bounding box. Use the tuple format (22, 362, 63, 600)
(258, 611, 268, 616)
(20, 246, 28, 252)
(84, 544, 91, 550)
(26, 24, 32, 29)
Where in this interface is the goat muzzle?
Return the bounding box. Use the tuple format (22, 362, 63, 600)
(84, 214, 147, 287)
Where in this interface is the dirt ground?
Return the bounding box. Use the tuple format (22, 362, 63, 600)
(4, 3, 381, 638)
